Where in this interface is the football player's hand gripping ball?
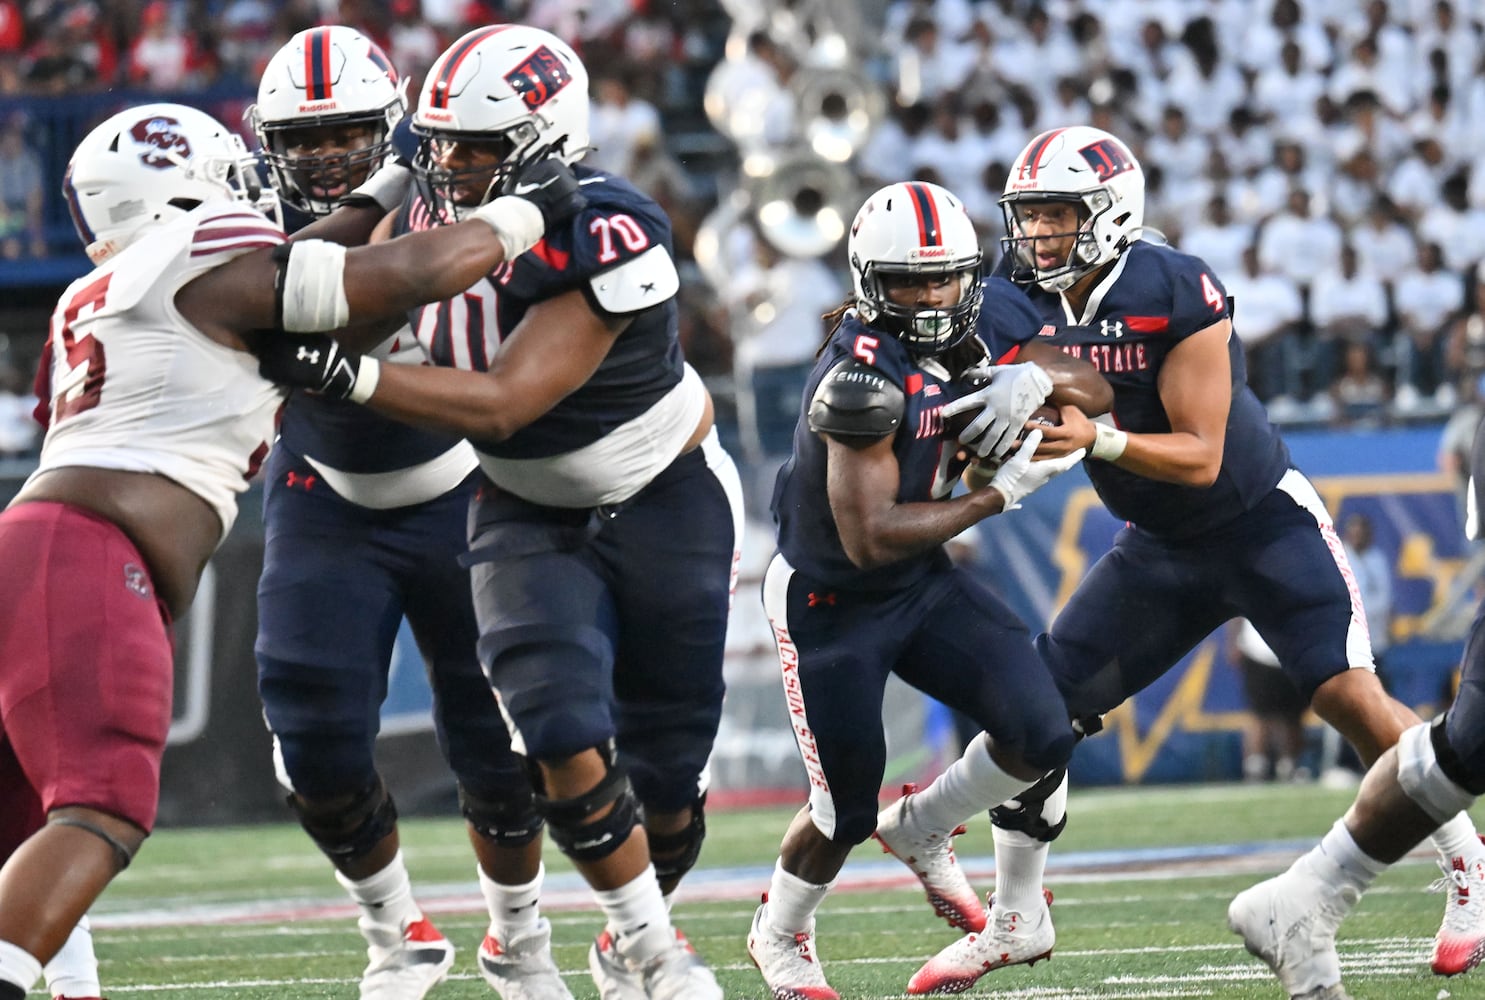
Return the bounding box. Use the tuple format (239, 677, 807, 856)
(984, 429, 1085, 510)
(941, 361, 1053, 461)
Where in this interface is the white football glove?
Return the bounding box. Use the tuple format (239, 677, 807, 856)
(986, 429, 1086, 510)
(940, 361, 1053, 461)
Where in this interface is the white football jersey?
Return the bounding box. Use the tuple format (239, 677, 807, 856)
(32, 201, 287, 540)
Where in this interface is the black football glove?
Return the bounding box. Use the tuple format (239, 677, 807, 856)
(501, 156, 587, 229)
(255, 333, 375, 401)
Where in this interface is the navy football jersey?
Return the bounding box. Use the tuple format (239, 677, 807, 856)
(772, 314, 988, 591)
(393, 165, 684, 460)
(274, 193, 466, 475)
(986, 240, 1290, 537)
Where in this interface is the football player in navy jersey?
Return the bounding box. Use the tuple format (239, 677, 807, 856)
(1232, 415, 1485, 997)
(746, 180, 1111, 1000)
(901, 126, 1485, 998)
(253, 25, 743, 1000)
(246, 27, 568, 1000)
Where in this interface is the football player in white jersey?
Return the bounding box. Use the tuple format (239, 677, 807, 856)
(0, 100, 583, 1000)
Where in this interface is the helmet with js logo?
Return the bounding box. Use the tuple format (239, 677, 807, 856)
(248, 26, 406, 217)
(64, 102, 276, 264)
(847, 181, 983, 355)
(410, 24, 589, 221)
(1000, 125, 1145, 292)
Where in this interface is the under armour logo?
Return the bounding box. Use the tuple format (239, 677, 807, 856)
(296, 346, 321, 363)
(641, 281, 656, 293)
(807, 592, 836, 607)
(284, 471, 317, 491)
(1099, 320, 1124, 339)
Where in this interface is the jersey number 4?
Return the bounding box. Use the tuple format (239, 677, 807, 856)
(53, 272, 111, 422)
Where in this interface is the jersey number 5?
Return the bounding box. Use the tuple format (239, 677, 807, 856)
(53, 272, 112, 422)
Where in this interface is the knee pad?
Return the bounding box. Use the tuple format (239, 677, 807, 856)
(990, 767, 1068, 843)
(289, 777, 398, 864)
(49, 814, 141, 872)
(1397, 719, 1481, 823)
(645, 792, 707, 883)
(533, 747, 640, 863)
(459, 783, 544, 848)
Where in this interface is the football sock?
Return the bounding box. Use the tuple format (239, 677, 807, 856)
(479, 862, 543, 941)
(335, 849, 424, 934)
(594, 865, 672, 964)
(0, 939, 41, 995)
(913, 732, 1035, 833)
(1430, 813, 1485, 861)
(766, 859, 834, 934)
(44, 916, 100, 998)
(992, 771, 1067, 915)
(1311, 819, 1385, 894)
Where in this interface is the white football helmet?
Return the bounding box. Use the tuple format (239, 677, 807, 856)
(848, 181, 983, 355)
(248, 26, 405, 216)
(411, 24, 589, 221)
(1000, 125, 1145, 292)
(64, 102, 276, 265)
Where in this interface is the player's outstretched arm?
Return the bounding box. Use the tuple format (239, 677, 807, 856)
(179, 159, 585, 345)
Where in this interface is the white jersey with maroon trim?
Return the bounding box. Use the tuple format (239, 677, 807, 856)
(31, 201, 286, 540)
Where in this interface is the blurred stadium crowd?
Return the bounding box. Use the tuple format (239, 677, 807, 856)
(2, 0, 1485, 456)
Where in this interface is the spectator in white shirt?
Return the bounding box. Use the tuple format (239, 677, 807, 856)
(1393, 240, 1467, 407)
(1310, 244, 1391, 399)
(1226, 245, 1306, 402)
(1180, 192, 1251, 281)
(1253, 40, 1328, 131)
(1257, 186, 1344, 293)
(1353, 196, 1419, 286)
(1416, 173, 1485, 274)
(1387, 136, 1449, 221)
(587, 69, 662, 179)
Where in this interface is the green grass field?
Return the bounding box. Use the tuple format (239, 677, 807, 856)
(80, 782, 1482, 998)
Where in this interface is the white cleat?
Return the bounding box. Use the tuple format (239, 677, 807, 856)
(588, 927, 722, 1000)
(1430, 840, 1485, 977)
(747, 897, 840, 1000)
(873, 784, 986, 933)
(477, 917, 574, 999)
(358, 916, 456, 1000)
(1228, 865, 1359, 999)
(638, 928, 723, 1000)
(906, 890, 1054, 995)
(587, 930, 646, 1000)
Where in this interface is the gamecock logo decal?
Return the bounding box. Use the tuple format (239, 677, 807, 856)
(130, 115, 191, 169)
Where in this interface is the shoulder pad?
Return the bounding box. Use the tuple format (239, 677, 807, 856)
(808, 358, 905, 440)
(589, 245, 679, 313)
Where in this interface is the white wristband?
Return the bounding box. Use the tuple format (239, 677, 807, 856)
(1090, 422, 1128, 461)
(346, 161, 411, 214)
(471, 195, 545, 260)
(348, 356, 382, 404)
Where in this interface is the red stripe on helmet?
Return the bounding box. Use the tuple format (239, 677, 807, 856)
(428, 25, 512, 110)
(905, 182, 941, 246)
(1021, 127, 1066, 180)
(305, 28, 333, 101)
